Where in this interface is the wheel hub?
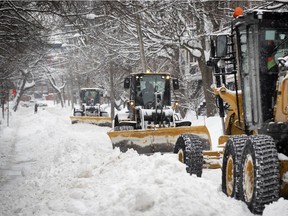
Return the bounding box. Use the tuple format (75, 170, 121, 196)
(226, 155, 234, 196)
(178, 148, 184, 163)
(243, 154, 254, 202)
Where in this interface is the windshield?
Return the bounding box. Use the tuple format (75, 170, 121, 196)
(135, 74, 169, 107)
(262, 29, 288, 65)
(81, 89, 100, 105)
(259, 28, 288, 121)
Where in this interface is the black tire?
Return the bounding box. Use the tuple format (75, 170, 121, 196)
(174, 136, 187, 164)
(184, 134, 203, 177)
(239, 135, 279, 214)
(222, 135, 247, 199)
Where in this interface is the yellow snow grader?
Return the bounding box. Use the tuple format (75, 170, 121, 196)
(206, 1, 288, 214)
(107, 71, 213, 177)
(70, 88, 111, 127)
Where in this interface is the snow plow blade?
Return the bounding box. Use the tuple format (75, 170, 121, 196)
(70, 116, 112, 127)
(107, 125, 211, 154)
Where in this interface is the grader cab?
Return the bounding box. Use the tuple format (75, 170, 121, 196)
(207, 1, 288, 214)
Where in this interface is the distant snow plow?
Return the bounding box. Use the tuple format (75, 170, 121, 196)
(70, 88, 112, 127)
(107, 71, 218, 175)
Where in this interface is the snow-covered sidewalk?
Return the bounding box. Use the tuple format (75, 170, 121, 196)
(0, 103, 287, 216)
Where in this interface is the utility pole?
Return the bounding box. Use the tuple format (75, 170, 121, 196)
(136, 12, 147, 73)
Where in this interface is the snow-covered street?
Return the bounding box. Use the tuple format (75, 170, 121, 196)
(0, 102, 287, 216)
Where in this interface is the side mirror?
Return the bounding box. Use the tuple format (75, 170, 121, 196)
(172, 78, 179, 90)
(124, 77, 130, 89)
(216, 35, 228, 58)
(80, 91, 84, 100)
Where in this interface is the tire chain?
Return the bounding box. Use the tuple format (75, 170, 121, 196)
(229, 135, 248, 199)
(183, 134, 204, 177)
(241, 135, 279, 214)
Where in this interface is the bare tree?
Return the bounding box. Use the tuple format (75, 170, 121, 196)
(43, 67, 66, 108)
(0, 0, 265, 118)
(0, 1, 64, 111)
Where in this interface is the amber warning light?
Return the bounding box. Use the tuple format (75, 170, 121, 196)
(233, 7, 243, 18)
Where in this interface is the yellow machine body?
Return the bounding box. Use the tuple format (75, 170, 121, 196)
(70, 116, 112, 127)
(108, 125, 211, 154)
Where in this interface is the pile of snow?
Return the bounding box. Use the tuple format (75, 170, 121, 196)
(0, 102, 287, 216)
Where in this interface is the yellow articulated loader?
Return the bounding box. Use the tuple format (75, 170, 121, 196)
(70, 88, 111, 127)
(107, 71, 213, 177)
(205, 1, 288, 214)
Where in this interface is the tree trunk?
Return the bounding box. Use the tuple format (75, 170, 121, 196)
(12, 76, 34, 112)
(192, 2, 217, 117)
(58, 92, 64, 108)
(136, 15, 147, 73)
(197, 54, 216, 117)
(171, 48, 186, 117)
(110, 62, 115, 119)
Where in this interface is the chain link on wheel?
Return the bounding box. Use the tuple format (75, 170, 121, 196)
(239, 135, 279, 214)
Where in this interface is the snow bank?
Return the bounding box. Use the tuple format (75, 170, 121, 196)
(0, 102, 287, 216)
